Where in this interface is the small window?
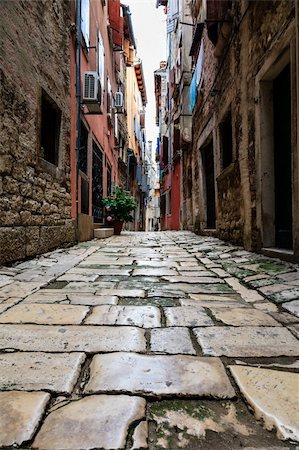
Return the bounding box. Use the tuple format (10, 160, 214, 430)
(41, 90, 61, 166)
(79, 121, 88, 174)
(219, 110, 233, 170)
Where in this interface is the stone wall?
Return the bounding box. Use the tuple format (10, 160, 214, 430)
(0, 0, 75, 264)
(189, 0, 296, 255)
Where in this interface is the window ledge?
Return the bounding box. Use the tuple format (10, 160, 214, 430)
(38, 157, 62, 179)
(217, 162, 235, 182)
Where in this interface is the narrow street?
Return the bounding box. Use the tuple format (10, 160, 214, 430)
(0, 231, 298, 449)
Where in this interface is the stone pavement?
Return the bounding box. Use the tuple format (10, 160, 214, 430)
(0, 231, 298, 449)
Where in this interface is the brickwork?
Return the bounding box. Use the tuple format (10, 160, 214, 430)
(0, 1, 75, 263)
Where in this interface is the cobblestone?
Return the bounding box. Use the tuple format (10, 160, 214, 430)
(0, 231, 298, 448)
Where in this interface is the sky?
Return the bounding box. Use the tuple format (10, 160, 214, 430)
(124, 0, 166, 151)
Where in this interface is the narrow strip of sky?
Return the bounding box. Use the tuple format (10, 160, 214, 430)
(125, 0, 166, 149)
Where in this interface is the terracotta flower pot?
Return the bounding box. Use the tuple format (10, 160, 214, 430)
(113, 220, 124, 235)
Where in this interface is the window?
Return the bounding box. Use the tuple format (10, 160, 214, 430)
(219, 110, 233, 169)
(81, 0, 90, 46)
(79, 121, 88, 174)
(41, 90, 61, 166)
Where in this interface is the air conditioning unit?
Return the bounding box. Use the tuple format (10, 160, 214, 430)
(114, 91, 124, 108)
(83, 72, 102, 113)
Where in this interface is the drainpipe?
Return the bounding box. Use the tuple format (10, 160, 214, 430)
(167, 27, 172, 227)
(75, 0, 82, 229)
(296, 0, 299, 257)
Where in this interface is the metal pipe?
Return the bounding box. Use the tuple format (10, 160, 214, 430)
(75, 0, 82, 229)
(167, 28, 172, 193)
(296, 0, 299, 257)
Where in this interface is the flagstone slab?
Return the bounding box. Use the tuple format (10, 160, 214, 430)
(179, 261, 200, 267)
(85, 352, 235, 398)
(96, 289, 145, 298)
(0, 303, 89, 325)
(164, 306, 214, 327)
(150, 327, 196, 355)
(259, 284, 294, 295)
(0, 298, 21, 314)
(22, 292, 117, 306)
(66, 281, 117, 291)
(68, 294, 118, 306)
(287, 324, 299, 339)
(189, 294, 240, 302)
(149, 398, 292, 449)
(147, 289, 186, 298)
(268, 288, 299, 304)
(178, 271, 217, 277)
(253, 302, 278, 313)
(67, 268, 132, 276)
(57, 273, 99, 282)
(85, 305, 161, 328)
(177, 266, 207, 272)
(277, 271, 299, 282)
(194, 327, 299, 357)
(270, 311, 299, 325)
(209, 307, 281, 327)
(210, 268, 229, 278)
(157, 283, 234, 294)
(162, 276, 224, 284)
(281, 299, 299, 317)
(33, 395, 146, 450)
(229, 366, 299, 441)
(23, 291, 68, 303)
(0, 391, 50, 447)
(180, 299, 248, 308)
(0, 282, 41, 299)
(225, 278, 264, 302)
(243, 274, 271, 283)
(133, 268, 178, 277)
(132, 420, 148, 449)
(136, 260, 179, 268)
(0, 324, 146, 352)
(0, 352, 85, 393)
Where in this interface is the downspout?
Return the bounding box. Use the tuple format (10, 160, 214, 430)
(296, 0, 299, 257)
(167, 29, 172, 221)
(75, 0, 82, 230)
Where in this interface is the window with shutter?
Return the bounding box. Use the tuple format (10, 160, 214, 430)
(81, 0, 90, 47)
(98, 32, 105, 101)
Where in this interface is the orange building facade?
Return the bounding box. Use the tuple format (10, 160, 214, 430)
(70, 0, 125, 239)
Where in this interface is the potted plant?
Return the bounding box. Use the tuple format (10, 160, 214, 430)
(102, 186, 137, 235)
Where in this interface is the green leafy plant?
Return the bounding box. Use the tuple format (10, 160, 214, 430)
(102, 186, 137, 223)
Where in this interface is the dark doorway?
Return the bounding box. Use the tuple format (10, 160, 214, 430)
(273, 63, 293, 249)
(202, 142, 216, 229)
(41, 90, 61, 166)
(92, 141, 103, 223)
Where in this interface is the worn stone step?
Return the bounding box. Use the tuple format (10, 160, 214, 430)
(94, 228, 114, 239)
